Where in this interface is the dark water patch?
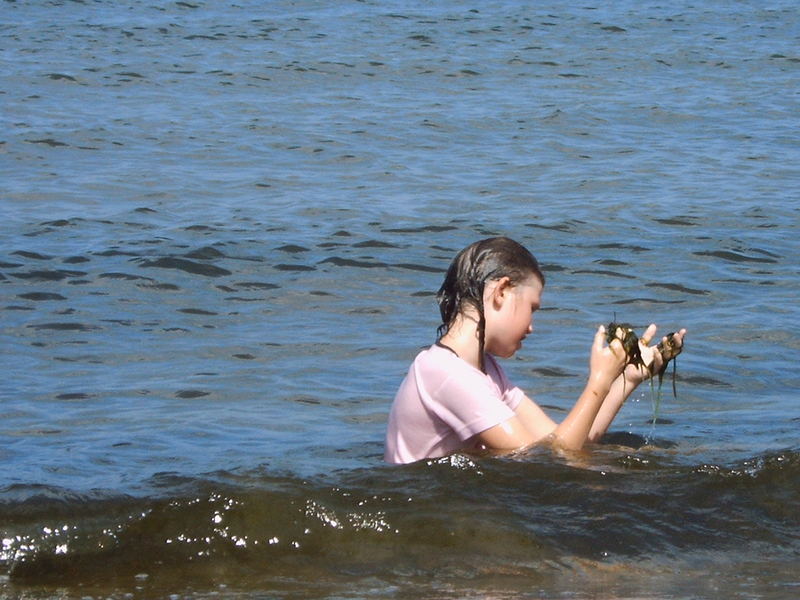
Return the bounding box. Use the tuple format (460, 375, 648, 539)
(4, 305, 34, 311)
(63, 255, 91, 264)
(541, 263, 567, 272)
(0, 261, 23, 268)
(646, 282, 709, 295)
(25, 138, 70, 147)
(352, 240, 400, 249)
(101, 319, 134, 326)
(11, 251, 52, 260)
(595, 242, 650, 253)
(138, 257, 232, 277)
(233, 354, 255, 360)
(136, 281, 181, 291)
(599, 431, 650, 448)
(693, 250, 778, 264)
(748, 247, 781, 259)
(232, 281, 278, 290)
(348, 307, 386, 315)
(275, 244, 310, 254)
(285, 395, 321, 406)
(178, 308, 218, 316)
(525, 222, 577, 233)
(99, 272, 154, 281)
(600, 25, 627, 33)
(310, 290, 334, 296)
(319, 257, 386, 269)
(44, 73, 77, 82)
(645, 417, 674, 425)
(531, 367, 572, 378)
(93, 249, 139, 258)
(27, 322, 99, 332)
(274, 263, 316, 272)
(184, 246, 226, 260)
(10, 269, 87, 281)
(174, 390, 210, 399)
(411, 290, 435, 297)
(572, 269, 637, 279)
(680, 374, 732, 387)
(594, 258, 628, 266)
(382, 225, 457, 234)
(393, 262, 441, 273)
(612, 297, 685, 304)
(653, 217, 699, 226)
(55, 393, 93, 401)
(18, 292, 66, 301)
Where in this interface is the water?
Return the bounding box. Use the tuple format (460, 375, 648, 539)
(1, 0, 799, 598)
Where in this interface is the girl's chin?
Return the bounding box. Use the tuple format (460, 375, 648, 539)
(487, 340, 523, 359)
(494, 347, 518, 359)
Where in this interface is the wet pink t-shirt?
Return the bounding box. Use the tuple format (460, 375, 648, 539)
(384, 344, 525, 464)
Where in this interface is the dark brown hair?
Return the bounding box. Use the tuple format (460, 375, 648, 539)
(436, 237, 544, 370)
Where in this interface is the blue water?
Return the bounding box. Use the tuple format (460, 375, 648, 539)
(1, 1, 799, 598)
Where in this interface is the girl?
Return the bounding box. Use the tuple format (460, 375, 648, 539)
(384, 236, 686, 464)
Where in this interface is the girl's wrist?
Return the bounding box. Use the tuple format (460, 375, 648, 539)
(587, 373, 613, 396)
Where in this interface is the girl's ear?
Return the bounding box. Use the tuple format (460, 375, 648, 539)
(487, 276, 512, 307)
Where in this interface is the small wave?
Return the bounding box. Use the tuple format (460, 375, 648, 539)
(138, 257, 231, 277)
(17, 292, 66, 301)
(10, 269, 87, 281)
(693, 250, 778, 264)
(319, 257, 386, 269)
(645, 282, 710, 295)
(11, 251, 52, 260)
(3, 449, 797, 586)
(27, 322, 99, 332)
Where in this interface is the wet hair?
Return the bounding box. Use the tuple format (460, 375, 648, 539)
(436, 237, 544, 371)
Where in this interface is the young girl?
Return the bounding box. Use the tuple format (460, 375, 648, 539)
(384, 237, 686, 464)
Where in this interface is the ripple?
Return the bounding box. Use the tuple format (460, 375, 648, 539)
(175, 390, 210, 399)
(18, 292, 66, 301)
(138, 257, 232, 277)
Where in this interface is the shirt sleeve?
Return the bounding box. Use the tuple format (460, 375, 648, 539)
(423, 367, 516, 442)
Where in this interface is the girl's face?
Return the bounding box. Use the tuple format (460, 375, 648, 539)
(483, 275, 543, 358)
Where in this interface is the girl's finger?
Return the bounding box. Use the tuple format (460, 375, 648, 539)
(594, 325, 606, 351)
(640, 323, 657, 346)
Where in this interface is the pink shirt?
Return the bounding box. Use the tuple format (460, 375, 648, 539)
(384, 344, 525, 464)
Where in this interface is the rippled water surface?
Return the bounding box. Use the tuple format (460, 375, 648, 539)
(2, 1, 799, 598)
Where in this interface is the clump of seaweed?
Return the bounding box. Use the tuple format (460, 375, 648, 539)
(606, 321, 682, 429)
(605, 322, 645, 370)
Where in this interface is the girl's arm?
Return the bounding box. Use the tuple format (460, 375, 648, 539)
(474, 396, 558, 451)
(474, 326, 626, 452)
(548, 325, 628, 450)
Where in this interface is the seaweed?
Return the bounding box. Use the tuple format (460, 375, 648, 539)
(606, 322, 682, 429)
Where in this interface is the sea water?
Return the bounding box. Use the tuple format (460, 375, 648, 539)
(1, 0, 799, 598)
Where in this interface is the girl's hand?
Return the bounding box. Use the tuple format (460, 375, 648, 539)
(589, 325, 628, 388)
(623, 324, 687, 385)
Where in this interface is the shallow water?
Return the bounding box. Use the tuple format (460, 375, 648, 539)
(2, 0, 799, 598)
